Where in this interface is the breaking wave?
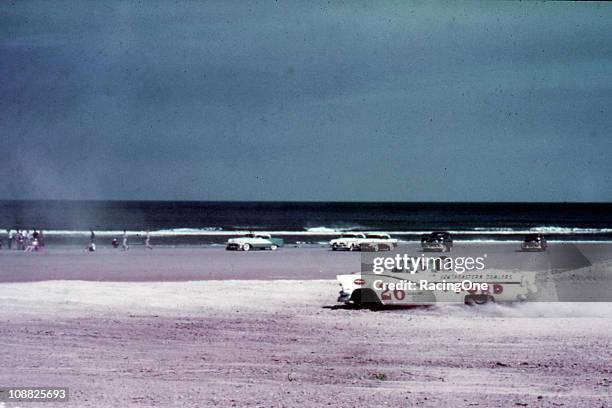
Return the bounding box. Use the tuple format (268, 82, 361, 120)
(36, 226, 612, 238)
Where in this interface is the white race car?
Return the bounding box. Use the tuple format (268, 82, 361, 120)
(337, 268, 537, 307)
(329, 233, 367, 251)
(226, 234, 284, 251)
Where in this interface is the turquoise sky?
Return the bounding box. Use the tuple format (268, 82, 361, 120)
(2, 1, 611, 201)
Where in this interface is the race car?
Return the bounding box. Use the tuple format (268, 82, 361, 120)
(226, 233, 284, 251)
(421, 231, 453, 252)
(329, 233, 367, 251)
(336, 267, 536, 307)
(358, 234, 399, 251)
(521, 234, 547, 252)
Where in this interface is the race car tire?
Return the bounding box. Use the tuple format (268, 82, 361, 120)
(350, 288, 383, 309)
(242, 243, 251, 251)
(465, 294, 494, 305)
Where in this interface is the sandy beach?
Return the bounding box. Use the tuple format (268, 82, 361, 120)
(1, 246, 612, 407)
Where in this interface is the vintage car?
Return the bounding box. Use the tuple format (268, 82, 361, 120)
(421, 231, 453, 252)
(329, 233, 367, 251)
(521, 234, 547, 252)
(226, 233, 284, 251)
(337, 267, 537, 307)
(358, 234, 399, 251)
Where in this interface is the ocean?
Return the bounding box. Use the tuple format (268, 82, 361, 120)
(1, 200, 611, 246)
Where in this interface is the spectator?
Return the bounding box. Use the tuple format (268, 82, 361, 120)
(144, 230, 152, 250)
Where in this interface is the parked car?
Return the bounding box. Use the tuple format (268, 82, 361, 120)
(329, 233, 367, 251)
(521, 234, 547, 252)
(358, 234, 399, 251)
(226, 233, 284, 251)
(421, 231, 453, 252)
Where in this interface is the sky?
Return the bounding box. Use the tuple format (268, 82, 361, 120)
(1, 1, 611, 201)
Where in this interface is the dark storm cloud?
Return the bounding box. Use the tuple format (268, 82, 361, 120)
(1, 1, 611, 201)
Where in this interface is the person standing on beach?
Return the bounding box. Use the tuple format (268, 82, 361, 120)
(144, 230, 152, 250)
(122, 230, 129, 251)
(16, 230, 24, 250)
(87, 230, 96, 252)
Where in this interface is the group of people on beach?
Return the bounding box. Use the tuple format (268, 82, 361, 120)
(0, 229, 153, 252)
(88, 230, 153, 252)
(2, 229, 44, 251)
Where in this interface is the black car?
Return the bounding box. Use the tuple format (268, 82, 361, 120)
(521, 233, 547, 251)
(421, 231, 453, 252)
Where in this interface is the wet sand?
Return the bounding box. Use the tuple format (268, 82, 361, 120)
(1, 243, 610, 282)
(0, 246, 357, 282)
